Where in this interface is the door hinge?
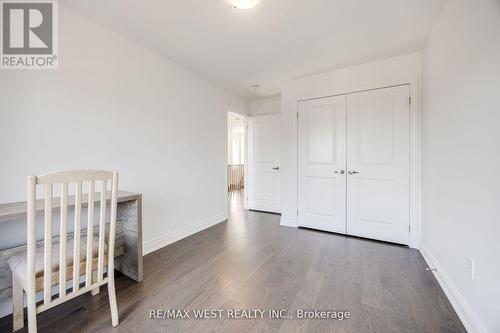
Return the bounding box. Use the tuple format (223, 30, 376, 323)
(409, 225, 411, 232)
(297, 112, 299, 118)
(297, 210, 299, 216)
(409, 96, 412, 105)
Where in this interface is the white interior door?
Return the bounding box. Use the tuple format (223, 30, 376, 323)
(298, 96, 347, 233)
(247, 114, 281, 213)
(346, 85, 410, 244)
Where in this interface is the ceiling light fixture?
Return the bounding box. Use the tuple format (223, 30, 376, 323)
(226, 0, 262, 10)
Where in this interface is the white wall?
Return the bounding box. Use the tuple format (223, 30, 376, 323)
(248, 96, 281, 116)
(280, 53, 422, 246)
(420, 1, 500, 332)
(0, 5, 247, 256)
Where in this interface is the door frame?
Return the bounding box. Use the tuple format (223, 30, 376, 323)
(225, 111, 247, 215)
(292, 80, 421, 248)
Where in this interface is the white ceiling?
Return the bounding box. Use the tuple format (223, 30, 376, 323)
(64, 0, 446, 100)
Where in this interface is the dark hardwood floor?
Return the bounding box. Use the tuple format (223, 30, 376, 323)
(0, 190, 465, 332)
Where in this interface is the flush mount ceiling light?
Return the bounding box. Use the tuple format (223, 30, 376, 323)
(226, 0, 262, 10)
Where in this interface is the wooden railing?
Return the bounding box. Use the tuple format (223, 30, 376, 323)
(228, 164, 244, 192)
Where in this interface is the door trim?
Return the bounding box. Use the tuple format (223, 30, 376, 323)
(291, 80, 421, 248)
(226, 111, 247, 216)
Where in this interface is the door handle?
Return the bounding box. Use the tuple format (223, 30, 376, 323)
(272, 166, 280, 170)
(348, 171, 359, 175)
(334, 170, 345, 174)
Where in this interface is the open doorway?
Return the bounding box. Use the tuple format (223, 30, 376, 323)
(227, 112, 245, 212)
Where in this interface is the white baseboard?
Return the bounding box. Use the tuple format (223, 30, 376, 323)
(420, 246, 487, 333)
(280, 215, 297, 228)
(143, 212, 228, 255)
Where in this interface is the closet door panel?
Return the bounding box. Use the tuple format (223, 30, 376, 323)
(346, 85, 410, 245)
(298, 95, 347, 233)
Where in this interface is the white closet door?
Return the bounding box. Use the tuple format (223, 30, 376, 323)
(298, 95, 347, 233)
(247, 114, 281, 213)
(346, 85, 410, 244)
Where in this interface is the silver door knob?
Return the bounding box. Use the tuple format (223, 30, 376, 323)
(272, 166, 280, 170)
(334, 170, 345, 174)
(348, 171, 359, 175)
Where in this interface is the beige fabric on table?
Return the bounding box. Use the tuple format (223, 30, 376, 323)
(8, 235, 106, 286)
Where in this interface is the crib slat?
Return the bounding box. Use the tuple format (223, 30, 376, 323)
(43, 184, 52, 304)
(59, 183, 68, 297)
(72, 181, 82, 292)
(85, 180, 95, 287)
(97, 180, 107, 282)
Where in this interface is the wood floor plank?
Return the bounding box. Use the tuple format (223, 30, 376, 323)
(0, 192, 466, 333)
